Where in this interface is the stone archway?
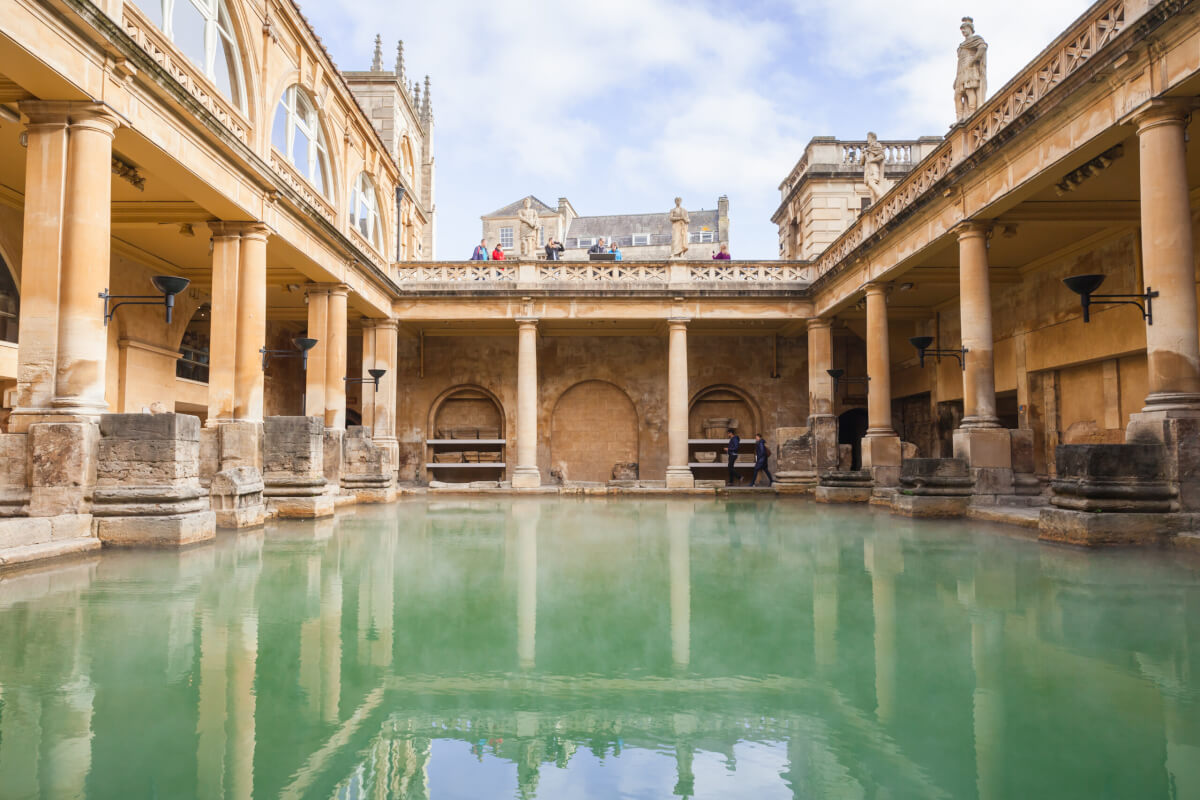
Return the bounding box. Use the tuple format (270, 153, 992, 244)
(550, 381, 638, 484)
(688, 384, 761, 438)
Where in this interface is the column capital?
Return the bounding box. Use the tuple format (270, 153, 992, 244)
(362, 317, 400, 332)
(954, 220, 992, 240)
(515, 317, 539, 328)
(19, 100, 121, 131)
(807, 317, 833, 331)
(1132, 98, 1197, 134)
(863, 282, 890, 297)
(207, 220, 269, 239)
(667, 317, 691, 328)
(305, 281, 349, 298)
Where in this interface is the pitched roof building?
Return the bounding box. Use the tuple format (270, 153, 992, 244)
(480, 196, 729, 260)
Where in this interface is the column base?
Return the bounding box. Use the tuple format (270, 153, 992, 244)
(862, 434, 901, 488)
(891, 494, 971, 518)
(512, 466, 542, 489)
(953, 427, 1014, 498)
(268, 495, 335, 519)
(814, 485, 871, 504)
(774, 471, 817, 494)
(1038, 508, 1200, 547)
(665, 466, 695, 489)
(211, 466, 266, 529)
(95, 511, 216, 548)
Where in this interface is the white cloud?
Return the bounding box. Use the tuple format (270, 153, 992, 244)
(304, 0, 1097, 259)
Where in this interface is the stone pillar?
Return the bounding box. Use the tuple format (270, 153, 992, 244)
(304, 286, 330, 419)
(262, 416, 334, 518)
(11, 103, 70, 425)
(806, 317, 840, 475)
(361, 319, 400, 474)
(341, 427, 395, 503)
(324, 285, 348, 430)
(206, 223, 242, 425)
(53, 106, 120, 416)
(863, 284, 901, 489)
(1133, 100, 1200, 413)
(953, 223, 1013, 499)
(512, 318, 541, 489)
(234, 224, 268, 423)
(1126, 101, 1200, 511)
(666, 318, 695, 489)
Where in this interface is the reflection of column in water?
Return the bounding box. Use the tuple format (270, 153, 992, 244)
(517, 503, 540, 670)
(229, 619, 257, 800)
(673, 712, 697, 798)
(813, 536, 839, 673)
(321, 571, 343, 723)
(971, 612, 1003, 800)
(360, 524, 397, 667)
(1165, 692, 1200, 798)
(864, 536, 902, 724)
(669, 505, 692, 669)
(197, 616, 229, 799)
(197, 615, 258, 800)
(41, 678, 95, 799)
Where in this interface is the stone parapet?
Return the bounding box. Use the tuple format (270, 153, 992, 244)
(263, 416, 334, 518)
(92, 413, 215, 547)
(341, 426, 396, 503)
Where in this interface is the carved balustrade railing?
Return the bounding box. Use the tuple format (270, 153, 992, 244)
(538, 263, 668, 283)
(395, 264, 517, 283)
(392, 261, 811, 289)
(688, 263, 813, 283)
(811, 0, 1131, 284)
(839, 142, 914, 166)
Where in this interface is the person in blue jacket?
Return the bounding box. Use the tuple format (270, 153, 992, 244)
(726, 428, 741, 486)
(470, 239, 491, 260)
(750, 433, 774, 487)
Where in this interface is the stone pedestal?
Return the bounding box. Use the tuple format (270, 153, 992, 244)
(323, 427, 346, 498)
(862, 434, 901, 491)
(815, 470, 873, 503)
(1010, 429, 1042, 498)
(28, 422, 98, 517)
(891, 458, 973, 518)
(92, 414, 215, 547)
(0, 434, 30, 516)
(210, 467, 266, 529)
(1128, 412, 1200, 512)
(774, 426, 817, 494)
(1038, 443, 1185, 546)
(263, 416, 334, 519)
(341, 427, 396, 503)
(953, 427, 1014, 500)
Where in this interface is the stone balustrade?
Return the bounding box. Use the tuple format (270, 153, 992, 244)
(393, 260, 813, 289)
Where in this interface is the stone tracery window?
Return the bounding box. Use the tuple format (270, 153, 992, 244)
(134, 0, 247, 111)
(272, 86, 330, 196)
(349, 172, 382, 248)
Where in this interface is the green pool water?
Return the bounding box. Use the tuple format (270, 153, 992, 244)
(1, 498, 1198, 800)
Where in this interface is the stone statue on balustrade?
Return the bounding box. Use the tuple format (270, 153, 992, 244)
(669, 197, 690, 259)
(863, 132, 891, 204)
(517, 197, 540, 258)
(954, 16, 988, 122)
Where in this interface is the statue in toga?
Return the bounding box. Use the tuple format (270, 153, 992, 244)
(517, 197, 540, 258)
(863, 132, 891, 204)
(669, 197, 690, 259)
(954, 17, 988, 123)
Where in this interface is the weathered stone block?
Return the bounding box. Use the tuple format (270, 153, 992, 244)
(815, 470, 872, 503)
(1050, 443, 1177, 513)
(611, 462, 639, 482)
(892, 494, 971, 518)
(210, 466, 266, 529)
(263, 417, 332, 518)
(1038, 508, 1200, 547)
(323, 428, 345, 496)
(28, 422, 98, 517)
(342, 427, 395, 503)
(899, 458, 973, 496)
(0, 434, 29, 517)
(953, 427, 1013, 469)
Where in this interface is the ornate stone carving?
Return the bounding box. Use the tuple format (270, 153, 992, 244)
(955, 17, 988, 122)
(517, 197, 539, 258)
(669, 197, 690, 259)
(863, 132, 891, 203)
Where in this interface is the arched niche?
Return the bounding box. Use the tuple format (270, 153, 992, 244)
(550, 380, 638, 483)
(428, 385, 506, 440)
(688, 384, 761, 438)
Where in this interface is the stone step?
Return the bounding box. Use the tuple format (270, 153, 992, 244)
(967, 505, 1042, 529)
(0, 537, 101, 569)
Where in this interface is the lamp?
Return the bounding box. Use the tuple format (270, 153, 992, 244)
(99, 275, 191, 325)
(1062, 273, 1158, 324)
(827, 368, 869, 394)
(260, 336, 319, 371)
(909, 335, 967, 369)
(345, 368, 387, 392)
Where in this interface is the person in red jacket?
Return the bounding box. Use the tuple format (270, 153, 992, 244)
(492, 246, 506, 260)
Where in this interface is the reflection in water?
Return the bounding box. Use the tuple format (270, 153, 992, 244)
(0, 499, 1198, 799)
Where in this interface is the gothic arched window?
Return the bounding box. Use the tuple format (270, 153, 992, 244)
(272, 86, 330, 196)
(134, 0, 247, 111)
(349, 172, 382, 248)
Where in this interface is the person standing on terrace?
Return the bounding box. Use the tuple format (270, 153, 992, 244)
(471, 239, 491, 260)
(713, 244, 731, 260)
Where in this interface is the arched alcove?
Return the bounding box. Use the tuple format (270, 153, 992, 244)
(551, 381, 638, 483)
(688, 384, 761, 438)
(426, 385, 507, 482)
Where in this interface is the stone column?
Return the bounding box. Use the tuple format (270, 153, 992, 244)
(1134, 100, 1200, 413)
(806, 317, 839, 474)
(666, 318, 695, 488)
(205, 223, 241, 426)
(958, 223, 999, 428)
(53, 105, 120, 415)
(863, 283, 901, 488)
(324, 285, 348, 430)
(304, 286, 330, 419)
(363, 319, 400, 474)
(233, 224, 268, 423)
(512, 319, 541, 488)
(953, 223, 1013, 497)
(11, 103, 70, 426)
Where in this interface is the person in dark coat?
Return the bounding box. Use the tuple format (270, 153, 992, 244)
(750, 433, 774, 487)
(544, 239, 564, 260)
(726, 428, 741, 486)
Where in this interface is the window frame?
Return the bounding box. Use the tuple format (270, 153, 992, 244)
(631, 234, 649, 247)
(499, 227, 514, 249)
(349, 172, 382, 249)
(135, 0, 247, 111)
(274, 86, 332, 197)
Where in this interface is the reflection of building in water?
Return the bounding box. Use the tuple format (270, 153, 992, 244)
(669, 504, 692, 669)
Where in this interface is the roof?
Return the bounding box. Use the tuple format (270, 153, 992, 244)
(567, 209, 718, 239)
(483, 195, 558, 218)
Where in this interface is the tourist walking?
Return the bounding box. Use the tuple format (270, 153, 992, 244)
(545, 238, 564, 260)
(750, 433, 774, 487)
(726, 428, 741, 486)
(492, 244, 506, 260)
(713, 243, 731, 260)
(470, 239, 491, 260)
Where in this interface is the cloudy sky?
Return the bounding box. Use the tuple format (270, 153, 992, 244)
(302, 0, 1093, 260)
